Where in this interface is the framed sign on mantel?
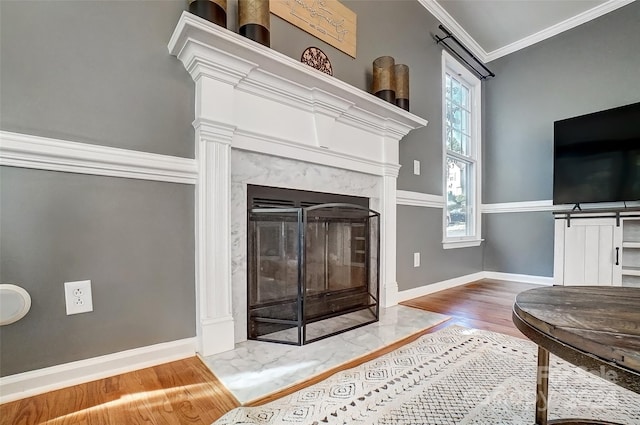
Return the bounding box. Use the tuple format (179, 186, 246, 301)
(270, 0, 357, 58)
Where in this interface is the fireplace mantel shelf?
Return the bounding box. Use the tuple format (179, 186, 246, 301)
(168, 12, 427, 137)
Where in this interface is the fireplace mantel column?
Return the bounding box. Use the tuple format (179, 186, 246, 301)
(381, 167, 400, 308)
(192, 74, 244, 355)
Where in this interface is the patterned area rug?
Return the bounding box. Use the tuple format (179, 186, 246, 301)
(213, 326, 640, 424)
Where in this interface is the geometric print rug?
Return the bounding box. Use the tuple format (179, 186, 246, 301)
(213, 326, 640, 424)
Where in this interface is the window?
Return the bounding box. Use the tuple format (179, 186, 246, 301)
(442, 51, 482, 249)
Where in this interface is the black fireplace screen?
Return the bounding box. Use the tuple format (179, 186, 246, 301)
(248, 202, 380, 345)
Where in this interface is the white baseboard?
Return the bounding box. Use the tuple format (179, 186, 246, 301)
(397, 271, 553, 303)
(0, 337, 196, 404)
(483, 271, 554, 286)
(397, 272, 485, 302)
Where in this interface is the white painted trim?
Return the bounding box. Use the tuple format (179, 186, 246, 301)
(417, 0, 488, 62)
(482, 200, 640, 214)
(482, 200, 554, 213)
(0, 337, 196, 404)
(397, 271, 553, 303)
(484, 0, 636, 62)
(441, 50, 482, 246)
(419, 0, 634, 63)
(396, 190, 445, 208)
(0, 131, 198, 184)
(442, 239, 483, 250)
(483, 271, 554, 286)
(233, 128, 400, 178)
(397, 272, 485, 302)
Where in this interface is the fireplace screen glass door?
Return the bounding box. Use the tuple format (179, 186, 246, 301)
(248, 202, 380, 345)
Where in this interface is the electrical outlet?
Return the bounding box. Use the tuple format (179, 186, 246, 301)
(413, 160, 421, 175)
(64, 280, 93, 315)
(413, 252, 420, 267)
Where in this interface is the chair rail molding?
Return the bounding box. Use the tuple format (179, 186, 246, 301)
(481, 200, 553, 213)
(0, 130, 197, 184)
(482, 200, 640, 214)
(397, 190, 445, 208)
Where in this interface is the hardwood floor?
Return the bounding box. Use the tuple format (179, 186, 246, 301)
(0, 357, 239, 425)
(0, 279, 539, 425)
(401, 279, 540, 339)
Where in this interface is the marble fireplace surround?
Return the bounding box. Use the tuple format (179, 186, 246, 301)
(169, 12, 427, 356)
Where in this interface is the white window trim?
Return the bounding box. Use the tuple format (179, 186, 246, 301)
(441, 50, 483, 249)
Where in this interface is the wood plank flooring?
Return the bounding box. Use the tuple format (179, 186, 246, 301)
(0, 279, 539, 425)
(400, 279, 539, 339)
(0, 357, 239, 425)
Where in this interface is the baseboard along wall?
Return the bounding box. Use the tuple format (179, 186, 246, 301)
(396, 271, 553, 303)
(0, 337, 196, 404)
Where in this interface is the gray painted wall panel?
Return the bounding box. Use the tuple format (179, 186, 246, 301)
(0, 1, 194, 158)
(0, 167, 195, 377)
(483, 2, 640, 204)
(0, 0, 197, 376)
(482, 212, 554, 277)
(397, 206, 483, 290)
(481, 1, 640, 277)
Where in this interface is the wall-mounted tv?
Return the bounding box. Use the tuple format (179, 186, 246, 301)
(553, 102, 640, 206)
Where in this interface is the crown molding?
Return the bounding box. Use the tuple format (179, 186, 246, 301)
(485, 0, 636, 62)
(419, 0, 635, 63)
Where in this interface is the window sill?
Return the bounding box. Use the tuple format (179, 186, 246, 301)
(442, 239, 483, 250)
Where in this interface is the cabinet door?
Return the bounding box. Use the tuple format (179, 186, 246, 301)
(563, 219, 621, 286)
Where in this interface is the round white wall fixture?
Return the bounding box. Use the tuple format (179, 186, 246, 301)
(0, 284, 32, 326)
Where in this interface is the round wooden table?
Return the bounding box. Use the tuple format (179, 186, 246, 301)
(512, 286, 640, 425)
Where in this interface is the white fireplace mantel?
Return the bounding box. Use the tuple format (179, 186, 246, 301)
(168, 12, 427, 356)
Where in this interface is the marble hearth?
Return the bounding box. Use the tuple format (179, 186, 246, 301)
(169, 12, 427, 355)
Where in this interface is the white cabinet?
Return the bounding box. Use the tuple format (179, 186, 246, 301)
(554, 212, 640, 286)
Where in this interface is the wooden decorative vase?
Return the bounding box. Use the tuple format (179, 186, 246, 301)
(372, 56, 396, 104)
(394, 64, 410, 111)
(188, 0, 227, 28)
(238, 0, 270, 47)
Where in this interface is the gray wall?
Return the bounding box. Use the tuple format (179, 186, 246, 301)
(482, 213, 554, 276)
(398, 207, 483, 289)
(0, 1, 195, 376)
(324, 2, 483, 289)
(482, 1, 640, 276)
(0, 168, 195, 376)
(0, 0, 480, 376)
(0, 1, 194, 158)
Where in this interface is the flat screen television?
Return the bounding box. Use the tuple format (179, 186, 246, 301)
(553, 102, 640, 206)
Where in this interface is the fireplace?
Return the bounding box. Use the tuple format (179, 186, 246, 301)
(247, 186, 380, 345)
(169, 13, 426, 355)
